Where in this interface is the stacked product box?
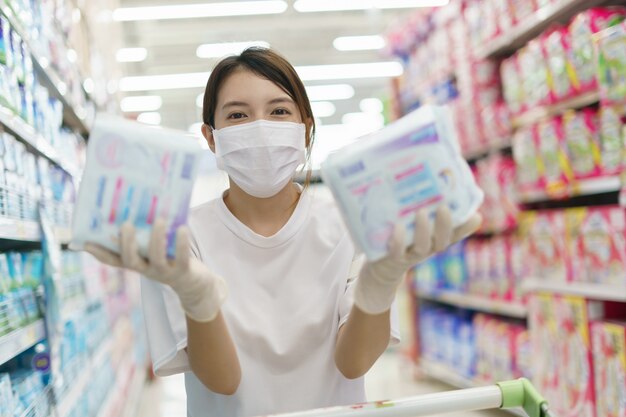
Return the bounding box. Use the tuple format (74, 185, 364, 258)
(520, 206, 626, 286)
(528, 294, 603, 417)
(419, 304, 530, 381)
(512, 106, 625, 196)
(591, 321, 626, 417)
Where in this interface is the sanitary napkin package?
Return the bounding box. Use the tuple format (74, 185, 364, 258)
(71, 114, 202, 257)
(321, 105, 484, 261)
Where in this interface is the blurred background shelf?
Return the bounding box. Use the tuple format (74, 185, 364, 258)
(0, 319, 45, 366)
(418, 291, 527, 319)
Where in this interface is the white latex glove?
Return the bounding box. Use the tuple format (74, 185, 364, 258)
(84, 220, 227, 323)
(354, 206, 482, 315)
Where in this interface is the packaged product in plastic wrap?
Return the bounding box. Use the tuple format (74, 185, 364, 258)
(562, 109, 601, 180)
(71, 114, 202, 258)
(518, 41, 552, 107)
(595, 21, 626, 106)
(521, 210, 570, 282)
(536, 117, 572, 196)
(321, 105, 483, 261)
(501, 55, 525, 115)
(543, 26, 578, 102)
(591, 321, 626, 417)
(599, 106, 625, 175)
(569, 8, 626, 94)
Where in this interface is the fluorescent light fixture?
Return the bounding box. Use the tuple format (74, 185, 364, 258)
(295, 0, 449, 12)
(119, 72, 210, 92)
(360, 98, 384, 114)
(120, 62, 401, 92)
(116, 47, 148, 63)
(305, 84, 355, 101)
(113, 1, 288, 21)
(342, 112, 384, 129)
(296, 62, 403, 81)
(197, 41, 270, 58)
(311, 101, 336, 118)
(121, 95, 163, 113)
(333, 35, 385, 51)
(137, 112, 162, 125)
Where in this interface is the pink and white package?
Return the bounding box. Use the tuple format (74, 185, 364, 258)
(562, 109, 601, 180)
(569, 8, 626, 94)
(591, 321, 626, 417)
(501, 55, 525, 115)
(537, 117, 571, 196)
(513, 126, 543, 193)
(599, 106, 625, 176)
(543, 26, 578, 102)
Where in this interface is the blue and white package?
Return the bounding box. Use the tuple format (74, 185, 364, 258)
(71, 114, 202, 258)
(321, 105, 483, 261)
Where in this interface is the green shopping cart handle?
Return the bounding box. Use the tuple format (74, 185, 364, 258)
(497, 378, 554, 417)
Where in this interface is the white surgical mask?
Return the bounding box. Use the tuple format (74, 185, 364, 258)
(213, 120, 306, 198)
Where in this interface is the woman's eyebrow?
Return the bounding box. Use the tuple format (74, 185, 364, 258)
(222, 100, 250, 110)
(267, 97, 295, 105)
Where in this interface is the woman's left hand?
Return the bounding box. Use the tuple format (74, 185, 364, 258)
(354, 206, 482, 315)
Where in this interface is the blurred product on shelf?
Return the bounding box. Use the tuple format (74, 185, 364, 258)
(595, 20, 626, 107)
(473, 154, 520, 233)
(528, 294, 604, 417)
(512, 106, 624, 198)
(520, 206, 626, 286)
(419, 304, 530, 382)
(591, 320, 626, 417)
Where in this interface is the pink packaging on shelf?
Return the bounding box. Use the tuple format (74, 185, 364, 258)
(599, 106, 625, 176)
(490, 236, 513, 300)
(577, 206, 626, 286)
(543, 26, 578, 102)
(525, 210, 570, 282)
(510, 0, 536, 24)
(591, 321, 626, 417)
(465, 239, 481, 295)
(569, 7, 626, 94)
(536, 117, 572, 196)
(513, 126, 543, 193)
(493, 0, 514, 37)
(519, 40, 552, 107)
(509, 234, 527, 303)
(501, 55, 525, 115)
(562, 109, 602, 180)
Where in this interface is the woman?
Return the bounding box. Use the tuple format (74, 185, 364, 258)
(85, 47, 481, 417)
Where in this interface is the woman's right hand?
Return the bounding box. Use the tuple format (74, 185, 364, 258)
(85, 220, 228, 323)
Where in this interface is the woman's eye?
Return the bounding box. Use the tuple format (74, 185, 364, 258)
(228, 112, 247, 120)
(272, 108, 291, 116)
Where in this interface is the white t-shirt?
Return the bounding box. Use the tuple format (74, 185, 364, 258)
(141, 187, 401, 417)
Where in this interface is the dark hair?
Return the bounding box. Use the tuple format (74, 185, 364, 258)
(202, 48, 315, 177)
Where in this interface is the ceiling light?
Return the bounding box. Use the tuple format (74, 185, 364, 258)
(119, 72, 210, 92)
(197, 41, 270, 58)
(305, 84, 355, 101)
(360, 98, 384, 114)
(113, 1, 288, 21)
(116, 47, 148, 63)
(120, 95, 163, 113)
(137, 112, 162, 125)
(333, 35, 386, 51)
(311, 101, 336, 118)
(295, 0, 449, 12)
(342, 112, 385, 130)
(296, 62, 403, 81)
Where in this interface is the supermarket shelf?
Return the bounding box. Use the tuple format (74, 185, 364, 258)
(0, 107, 81, 178)
(0, 217, 71, 244)
(420, 362, 525, 417)
(0, 319, 45, 366)
(519, 176, 621, 204)
(0, 8, 91, 135)
(475, 0, 609, 59)
(56, 337, 112, 417)
(419, 291, 527, 318)
(511, 91, 600, 129)
(523, 279, 626, 301)
(463, 142, 512, 162)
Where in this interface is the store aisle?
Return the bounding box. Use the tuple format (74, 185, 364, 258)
(137, 349, 509, 417)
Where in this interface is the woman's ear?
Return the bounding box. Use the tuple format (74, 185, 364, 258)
(201, 124, 216, 153)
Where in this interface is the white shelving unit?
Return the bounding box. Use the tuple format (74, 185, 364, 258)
(0, 319, 45, 366)
(511, 91, 600, 129)
(519, 176, 622, 204)
(0, 217, 71, 244)
(475, 0, 610, 59)
(0, 7, 91, 134)
(418, 291, 528, 318)
(55, 337, 113, 417)
(523, 279, 626, 301)
(420, 362, 526, 417)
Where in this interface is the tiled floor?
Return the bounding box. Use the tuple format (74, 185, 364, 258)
(135, 349, 509, 417)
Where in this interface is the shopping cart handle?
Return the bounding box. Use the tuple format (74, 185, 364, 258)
(497, 378, 554, 417)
